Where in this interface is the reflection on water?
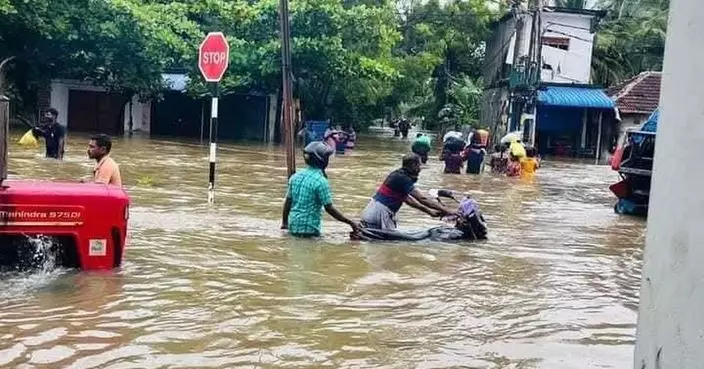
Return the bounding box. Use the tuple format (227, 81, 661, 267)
(0, 131, 645, 368)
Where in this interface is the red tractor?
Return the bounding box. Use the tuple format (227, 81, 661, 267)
(0, 100, 130, 271)
(0, 181, 130, 270)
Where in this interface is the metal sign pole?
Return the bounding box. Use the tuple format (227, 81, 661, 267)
(208, 83, 219, 204)
(198, 32, 229, 204)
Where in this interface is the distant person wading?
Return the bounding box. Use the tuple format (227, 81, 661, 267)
(411, 133, 432, 164)
(32, 108, 65, 160)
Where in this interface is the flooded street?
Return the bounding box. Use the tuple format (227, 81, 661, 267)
(0, 132, 645, 368)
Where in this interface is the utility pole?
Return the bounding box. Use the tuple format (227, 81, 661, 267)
(279, 0, 296, 178)
(511, 8, 525, 69)
(508, 1, 525, 133)
(525, 0, 542, 146)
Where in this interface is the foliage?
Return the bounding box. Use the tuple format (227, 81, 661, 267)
(447, 75, 483, 128)
(0, 0, 495, 131)
(592, 0, 668, 86)
(390, 0, 496, 129)
(179, 0, 400, 125)
(0, 0, 202, 113)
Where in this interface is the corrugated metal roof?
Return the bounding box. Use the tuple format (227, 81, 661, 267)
(538, 86, 615, 109)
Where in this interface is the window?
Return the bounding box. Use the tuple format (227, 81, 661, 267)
(542, 37, 570, 51)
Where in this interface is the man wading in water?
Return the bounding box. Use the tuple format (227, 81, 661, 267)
(32, 108, 65, 160)
(281, 142, 360, 237)
(360, 153, 456, 230)
(87, 134, 122, 187)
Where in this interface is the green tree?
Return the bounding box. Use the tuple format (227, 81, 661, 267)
(177, 0, 400, 126)
(592, 0, 668, 86)
(389, 0, 496, 129)
(0, 0, 497, 132)
(0, 0, 201, 113)
(447, 75, 482, 128)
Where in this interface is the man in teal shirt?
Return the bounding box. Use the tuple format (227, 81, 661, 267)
(281, 142, 359, 237)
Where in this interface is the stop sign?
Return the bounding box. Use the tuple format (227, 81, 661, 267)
(198, 32, 230, 82)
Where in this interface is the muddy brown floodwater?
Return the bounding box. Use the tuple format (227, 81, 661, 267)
(0, 130, 646, 368)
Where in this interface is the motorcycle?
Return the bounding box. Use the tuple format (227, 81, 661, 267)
(351, 190, 488, 242)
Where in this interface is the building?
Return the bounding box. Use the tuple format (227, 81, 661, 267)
(150, 74, 279, 143)
(607, 71, 662, 137)
(481, 6, 616, 162)
(47, 79, 150, 136)
(44, 74, 278, 142)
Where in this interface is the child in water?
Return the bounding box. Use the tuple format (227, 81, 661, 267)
(333, 125, 348, 155)
(489, 144, 508, 174)
(345, 126, 356, 150)
(506, 154, 522, 177)
(520, 146, 540, 176)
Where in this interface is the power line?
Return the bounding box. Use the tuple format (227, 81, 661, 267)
(543, 28, 594, 43)
(544, 21, 592, 31)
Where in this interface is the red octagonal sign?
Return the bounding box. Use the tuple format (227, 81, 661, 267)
(198, 32, 230, 82)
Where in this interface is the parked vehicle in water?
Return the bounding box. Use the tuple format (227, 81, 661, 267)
(609, 109, 658, 217)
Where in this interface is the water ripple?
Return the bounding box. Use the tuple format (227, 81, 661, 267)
(0, 132, 644, 368)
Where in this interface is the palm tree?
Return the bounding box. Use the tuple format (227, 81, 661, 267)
(591, 0, 668, 86)
(448, 75, 482, 128)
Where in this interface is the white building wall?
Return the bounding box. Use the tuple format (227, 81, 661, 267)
(505, 11, 596, 85)
(48, 80, 150, 134)
(617, 114, 648, 138)
(123, 95, 151, 134)
(633, 0, 704, 367)
(49, 83, 69, 128)
(541, 12, 595, 84)
(544, 0, 599, 9)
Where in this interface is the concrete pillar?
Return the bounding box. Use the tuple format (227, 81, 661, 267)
(267, 93, 278, 144)
(633, 0, 704, 368)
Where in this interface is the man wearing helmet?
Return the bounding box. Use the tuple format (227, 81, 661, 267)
(281, 142, 360, 237)
(360, 153, 456, 230)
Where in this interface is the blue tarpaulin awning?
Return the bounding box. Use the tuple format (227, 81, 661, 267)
(538, 86, 615, 109)
(641, 108, 659, 132)
(632, 108, 659, 144)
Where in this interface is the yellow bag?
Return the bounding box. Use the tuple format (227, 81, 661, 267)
(510, 140, 526, 158)
(18, 129, 39, 148)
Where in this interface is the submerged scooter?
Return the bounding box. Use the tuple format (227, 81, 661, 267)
(351, 190, 488, 242)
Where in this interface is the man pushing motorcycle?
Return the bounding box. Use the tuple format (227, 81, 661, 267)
(360, 153, 457, 230)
